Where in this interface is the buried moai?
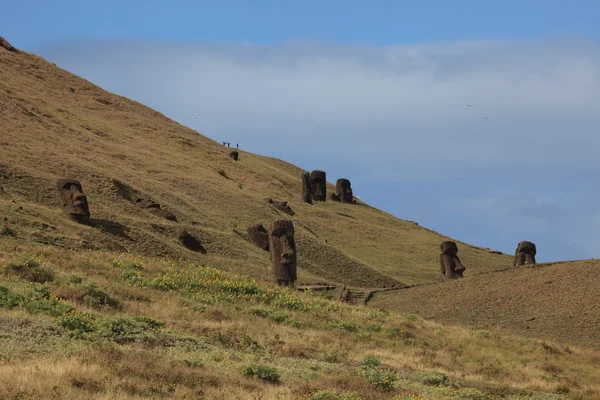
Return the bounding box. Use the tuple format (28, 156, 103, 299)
(513, 241, 536, 266)
(301, 172, 314, 204)
(56, 179, 90, 223)
(135, 198, 177, 222)
(247, 224, 269, 251)
(269, 220, 297, 286)
(229, 151, 239, 161)
(336, 179, 354, 203)
(440, 241, 466, 279)
(310, 170, 327, 201)
(178, 230, 207, 254)
(265, 198, 295, 216)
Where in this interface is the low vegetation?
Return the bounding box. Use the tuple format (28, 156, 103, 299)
(0, 247, 598, 399)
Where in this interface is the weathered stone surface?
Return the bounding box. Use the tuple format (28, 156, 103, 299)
(56, 179, 90, 223)
(247, 224, 269, 251)
(440, 241, 465, 279)
(329, 193, 340, 202)
(301, 172, 314, 204)
(229, 151, 239, 161)
(513, 241, 537, 266)
(178, 230, 206, 254)
(269, 220, 297, 286)
(336, 178, 353, 203)
(310, 170, 327, 201)
(265, 198, 295, 216)
(0, 37, 18, 53)
(134, 198, 177, 221)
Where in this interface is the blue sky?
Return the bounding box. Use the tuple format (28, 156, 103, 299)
(4, 1, 600, 262)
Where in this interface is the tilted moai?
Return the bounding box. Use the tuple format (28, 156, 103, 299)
(310, 170, 327, 201)
(440, 241, 466, 279)
(513, 241, 536, 266)
(135, 198, 177, 221)
(336, 179, 354, 203)
(265, 198, 295, 216)
(178, 230, 207, 254)
(301, 172, 314, 204)
(247, 224, 269, 251)
(229, 151, 239, 161)
(269, 220, 297, 286)
(56, 179, 90, 223)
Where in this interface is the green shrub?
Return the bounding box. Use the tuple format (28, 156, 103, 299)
(414, 371, 449, 386)
(361, 355, 381, 369)
(328, 320, 359, 332)
(58, 311, 96, 334)
(4, 259, 55, 283)
(361, 366, 397, 390)
(81, 282, 119, 308)
(0, 285, 23, 309)
(241, 364, 280, 383)
(1, 225, 17, 237)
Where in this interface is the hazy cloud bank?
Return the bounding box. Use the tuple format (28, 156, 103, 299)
(38, 38, 600, 260)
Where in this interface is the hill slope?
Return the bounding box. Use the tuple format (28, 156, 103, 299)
(369, 260, 600, 348)
(0, 44, 511, 287)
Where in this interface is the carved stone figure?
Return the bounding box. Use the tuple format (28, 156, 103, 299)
(0, 37, 18, 53)
(56, 179, 90, 223)
(336, 179, 354, 203)
(135, 198, 177, 222)
(301, 172, 314, 204)
(265, 198, 295, 216)
(229, 151, 239, 161)
(247, 224, 269, 251)
(513, 241, 536, 266)
(178, 230, 206, 254)
(269, 220, 297, 286)
(440, 241, 465, 279)
(310, 170, 327, 201)
(329, 193, 340, 202)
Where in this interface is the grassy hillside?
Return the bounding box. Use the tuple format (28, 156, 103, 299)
(1, 247, 599, 400)
(0, 46, 511, 288)
(369, 260, 600, 349)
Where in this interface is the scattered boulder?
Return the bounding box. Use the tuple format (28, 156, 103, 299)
(513, 241, 536, 266)
(0, 37, 18, 53)
(269, 220, 297, 286)
(56, 179, 90, 223)
(247, 224, 269, 251)
(301, 171, 314, 204)
(440, 241, 465, 279)
(310, 170, 327, 201)
(178, 230, 206, 254)
(336, 178, 354, 203)
(135, 198, 177, 222)
(265, 198, 295, 216)
(229, 151, 239, 161)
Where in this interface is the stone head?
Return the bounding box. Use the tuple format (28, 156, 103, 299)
(310, 170, 327, 201)
(336, 178, 353, 203)
(56, 179, 90, 223)
(440, 241, 458, 257)
(269, 220, 297, 284)
(517, 241, 536, 255)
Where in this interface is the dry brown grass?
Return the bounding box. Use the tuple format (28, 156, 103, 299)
(370, 259, 600, 349)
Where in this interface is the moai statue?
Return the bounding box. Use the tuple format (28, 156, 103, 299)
(265, 198, 295, 216)
(329, 193, 340, 202)
(269, 220, 297, 286)
(513, 241, 536, 266)
(229, 151, 239, 161)
(247, 224, 269, 251)
(338, 285, 351, 303)
(310, 170, 327, 201)
(301, 172, 314, 204)
(336, 179, 354, 203)
(0, 37, 18, 53)
(178, 230, 207, 254)
(135, 198, 177, 222)
(56, 179, 90, 223)
(440, 241, 466, 279)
